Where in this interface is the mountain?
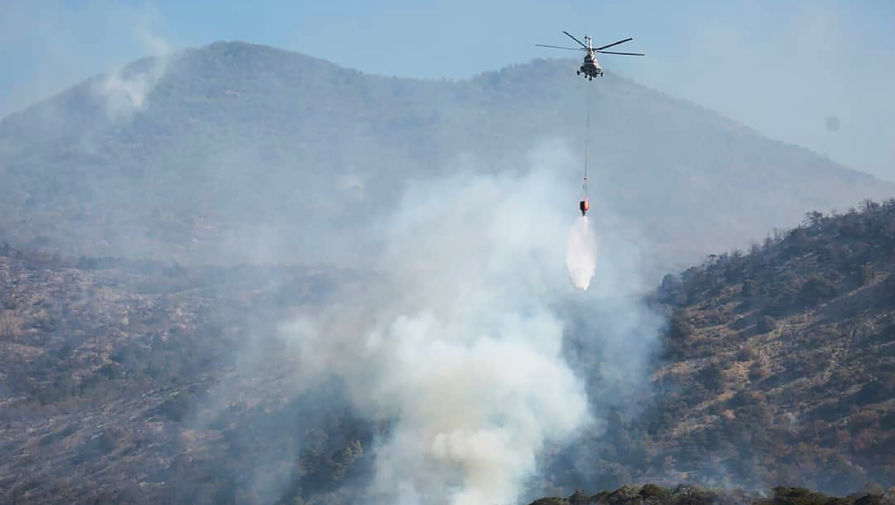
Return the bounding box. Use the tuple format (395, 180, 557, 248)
(0, 41, 891, 271)
(0, 248, 365, 505)
(607, 200, 895, 494)
(4, 201, 895, 503)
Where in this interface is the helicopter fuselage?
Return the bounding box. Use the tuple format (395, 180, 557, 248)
(577, 50, 603, 80)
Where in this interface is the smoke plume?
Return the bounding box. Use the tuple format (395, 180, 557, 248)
(566, 216, 598, 291)
(279, 167, 592, 505)
(94, 22, 171, 120)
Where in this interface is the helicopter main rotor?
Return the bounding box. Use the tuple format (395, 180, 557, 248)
(536, 32, 645, 57)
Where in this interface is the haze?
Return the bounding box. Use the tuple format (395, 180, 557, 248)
(2, 0, 894, 180)
(3, 2, 895, 504)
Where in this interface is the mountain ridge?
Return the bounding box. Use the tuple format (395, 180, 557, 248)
(1, 40, 883, 181)
(0, 40, 891, 273)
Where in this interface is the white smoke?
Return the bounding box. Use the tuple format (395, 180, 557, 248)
(99, 66, 162, 117)
(95, 21, 171, 120)
(566, 216, 598, 290)
(279, 166, 591, 505)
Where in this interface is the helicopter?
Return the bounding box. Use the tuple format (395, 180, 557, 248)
(537, 31, 644, 80)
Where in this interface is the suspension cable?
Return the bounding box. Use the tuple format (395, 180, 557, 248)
(583, 81, 592, 193)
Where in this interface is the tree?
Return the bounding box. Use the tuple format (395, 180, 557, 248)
(659, 274, 685, 305)
(805, 210, 825, 227)
(699, 361, 725, 394)
(757, 315, 777, 334)
(798, 276, 836, 307)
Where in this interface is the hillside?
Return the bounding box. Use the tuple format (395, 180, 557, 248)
(5, 200, 895, 503)
(0, 248, 370, 504)
(533, 201, 895, 498)
(0, 41, 891, 271)
(647, 200, 895, 491)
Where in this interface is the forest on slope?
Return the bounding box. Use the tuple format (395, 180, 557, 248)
(644, 200, 895, 492)
(3, 200, 895, 503)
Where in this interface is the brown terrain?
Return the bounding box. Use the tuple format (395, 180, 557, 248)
(646, 201, 895, 491)
(3, 199, 895, 503)
(0, 248, 371, 504)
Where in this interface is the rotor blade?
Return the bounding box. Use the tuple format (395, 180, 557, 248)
(536, 44, 586, 51)
(594, 37, 633, 51)
(596, 50, 645, 56)
(562, 31, 589, 49)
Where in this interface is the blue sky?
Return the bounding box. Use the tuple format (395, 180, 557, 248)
(2, 0, 894, 180)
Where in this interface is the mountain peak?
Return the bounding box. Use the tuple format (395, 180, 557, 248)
(0, 42, 891, 270)
(188, 40, 339, 69)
